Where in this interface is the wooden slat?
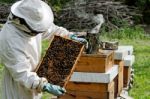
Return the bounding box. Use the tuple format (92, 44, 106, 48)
(124, 66, 131, 87)
(66, 81, 114, 99)
(82, 50, 114, 57)
(64, 46, 84, 87)
(67, 91, 113, 99)
(114, 60, 124, 97)
(66, 81, 114, 92)
(59, 94, 75, 99)
(75, 96, 89, 99)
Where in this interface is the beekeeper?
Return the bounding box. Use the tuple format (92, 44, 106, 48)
(0, 0, 87, 99)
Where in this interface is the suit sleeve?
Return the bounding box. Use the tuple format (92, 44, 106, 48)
(1, 38, 47, 92)
(42, 23, 73, 40)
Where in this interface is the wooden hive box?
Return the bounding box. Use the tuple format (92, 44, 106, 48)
(36, 35, 84, 87)
(58, 65, 119, 99)
(59, 81, 114, 99)
(75, 50, 114, 73)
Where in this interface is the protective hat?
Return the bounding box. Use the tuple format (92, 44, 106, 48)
(11, 0, 54, 32)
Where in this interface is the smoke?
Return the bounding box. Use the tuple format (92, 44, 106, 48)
(73, 0, 105, 33)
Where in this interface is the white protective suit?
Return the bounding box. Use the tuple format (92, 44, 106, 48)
(0, 16, 71, 99)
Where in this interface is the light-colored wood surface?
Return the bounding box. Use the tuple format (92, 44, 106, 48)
(75, 50, 114, 73)
(75, 96, 89, 99)
(66, 81, 114, 92)
(124, 66, 131, 87)
(114, 60, 124, 97)
(66, 81, 114, 99)
(63, 46, 85, 88)
(59, 94, 75, 99)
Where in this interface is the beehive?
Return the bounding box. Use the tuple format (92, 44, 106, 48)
(36, 35, 84, 87)
(64, 81, 115, 99)
(75, 50, 114, 73)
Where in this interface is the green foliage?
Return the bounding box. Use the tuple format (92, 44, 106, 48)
(0, 0, 16, 3)
(101, 26, 146, 40)
(111, 17, 127, 27)
(47, 0, 70, 12)
(119, 39, 150, 99)
(42, 92, 52, 99)
(41, 40, 50, 57)
(136, 0, 150, 10)
(0, 24, 3, 28)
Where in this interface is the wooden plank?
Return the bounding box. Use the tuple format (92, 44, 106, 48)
(51, 96, 58, 99)
(75, 96, 89, 99)
(66, 81, 114, 99)
(75, 57, 106, 72)
(75, 50, 114, 73)
(67, 91, 114, 99)
(66, 81, 114, 92)
(114, 60, 124, 97)
(82, 50, 114, 57)
(118, 66, 123, 96)
(70, 65, 118, 83)
(124, 66, 131, 87)
(114, 76, 118, 98)
(59, 94, 75, 99)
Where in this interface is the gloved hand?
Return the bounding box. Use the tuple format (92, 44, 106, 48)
(70, 34, 88, 49)
(43, 83, 66, 96)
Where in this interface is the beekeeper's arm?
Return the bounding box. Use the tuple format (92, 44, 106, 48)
(1, 38, 47, 92)
(42, 23, 88, 44)
(42, 23, 71, 39)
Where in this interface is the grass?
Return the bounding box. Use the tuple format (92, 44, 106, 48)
(118, 39, 150, 99)
(0, 26, 150, 98)
(0, 0, 15, 3)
